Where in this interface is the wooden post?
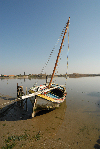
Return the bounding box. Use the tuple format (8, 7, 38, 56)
(21, 86, 23, 96)
(17, 84, 25, 98)
(26, 87, 27, 95)
(32, 95, 37, 117)
(19, 86, 22, 96)
(17, 83, 19, 98)
(21, 99, 23, 108)
(48, 17, 70, 89)
(26, 98, 28, 111)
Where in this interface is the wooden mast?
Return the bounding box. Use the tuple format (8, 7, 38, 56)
(48, 17, 70, 89)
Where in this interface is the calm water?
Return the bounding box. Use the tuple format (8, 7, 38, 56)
(0, 76, 100, 99)
(0, 76, 100, 113)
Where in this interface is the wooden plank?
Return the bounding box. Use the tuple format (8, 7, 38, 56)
(20, 86, 60, 100)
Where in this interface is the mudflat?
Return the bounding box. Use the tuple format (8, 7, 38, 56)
(0, 95, 100, 149)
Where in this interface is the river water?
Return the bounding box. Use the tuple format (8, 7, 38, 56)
(0, 76, 100, 113)
(0, 76, 100, 100)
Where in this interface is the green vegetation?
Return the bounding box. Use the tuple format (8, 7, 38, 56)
(2, 133, 29, 149)
(5, 133, 29, 142)
(33, 132, 41, 141)
(2, 142, 16, 149)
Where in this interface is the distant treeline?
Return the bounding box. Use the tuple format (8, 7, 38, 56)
(0, 73, 100, 79)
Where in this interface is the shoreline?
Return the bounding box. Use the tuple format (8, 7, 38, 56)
(0, 97, 67, 148)
(0, 73, 100, 80)
(0, 96, 100, 148)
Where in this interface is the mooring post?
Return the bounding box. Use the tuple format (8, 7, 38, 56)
(19, 86, 22, 96)
(17, 83, 20, 105)
(25, 87, 28, 111)
(21, 86, 23, 96)
(26, 87, 27, 95)
(17, 83, 19, 98)
(21, 99, 24, 108)
(32, 95, 37, 117)
(26, 98, 28, 111)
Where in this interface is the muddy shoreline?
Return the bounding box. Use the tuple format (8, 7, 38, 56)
(0, 94, 100, 148)
(0, 95, 67, 148)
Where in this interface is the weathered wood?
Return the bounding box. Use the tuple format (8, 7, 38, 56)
(32, 95, 37, 117)
(26, 98, 28, 111)
(26, 87, 27, 95)
(17, 83, 19, 98)
(17, 83, 24, 98)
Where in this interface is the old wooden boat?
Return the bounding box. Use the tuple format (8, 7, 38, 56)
(29, 83, 67, 103)
(29, 17, 70, 112)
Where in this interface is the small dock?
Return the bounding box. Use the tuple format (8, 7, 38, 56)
(17, 83, 60, 117)
(17, 83, 58, 101)
(21, 89, 52, 100)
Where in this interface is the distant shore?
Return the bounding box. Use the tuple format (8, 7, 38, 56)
(0, 73, 100, 79)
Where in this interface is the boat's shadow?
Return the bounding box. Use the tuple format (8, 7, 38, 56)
(0, 99, 55, 121)
(94, 136, 100, 149)
(35, 109, 53, 117)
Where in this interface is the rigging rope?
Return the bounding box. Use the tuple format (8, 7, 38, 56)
(33, 19, 70, 87)
(51, 22, 70, 84)
(40, 24, 68, 74)
(65, 23, 69, 85)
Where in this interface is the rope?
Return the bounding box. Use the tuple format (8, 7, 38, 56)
(34, 20, 70, 86)
(65, 24, 69, 85)
(40, 24, 68, 74)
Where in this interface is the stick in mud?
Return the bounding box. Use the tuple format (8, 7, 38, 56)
(32, 95, 37, 117)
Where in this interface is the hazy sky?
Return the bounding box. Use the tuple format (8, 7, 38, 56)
(0, 0, 100, 75)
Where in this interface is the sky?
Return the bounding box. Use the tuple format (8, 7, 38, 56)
(0, 0, 100, 75)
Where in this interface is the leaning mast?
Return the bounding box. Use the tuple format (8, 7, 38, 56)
(48, 17, 70, 89)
